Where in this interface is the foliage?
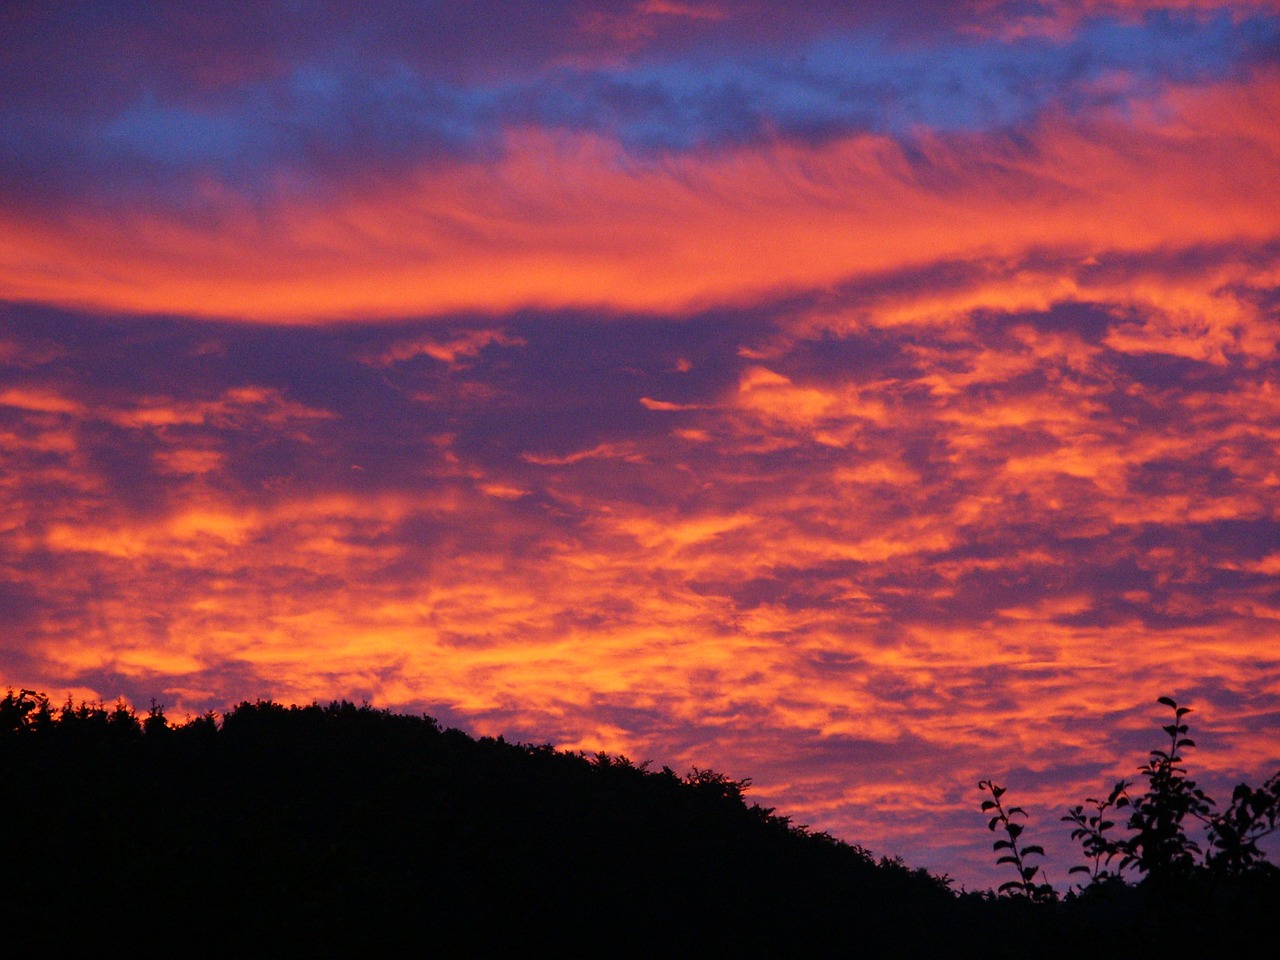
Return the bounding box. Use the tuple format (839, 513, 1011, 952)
(983, 696, 1280, 893)
(8, 685, 1276, 957)
(979, 779, 1055, 902)
(1119, 696, 1217, 880)
(979, 694, 1280, 955)
(1062, 780, 1128, 885)
(1, 687, 963, 957)
(1205, 769, 1280, 876)
(0, 688, 44, 734)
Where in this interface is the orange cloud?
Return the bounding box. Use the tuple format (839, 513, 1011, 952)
(3, 48, 1279, 893)
(366, 329, 525, 368)
(2, 70, 1276, 323)
(639, 396, 703, 411)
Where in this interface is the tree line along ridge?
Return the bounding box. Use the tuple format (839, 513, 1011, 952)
(2, 688, 1277, 957)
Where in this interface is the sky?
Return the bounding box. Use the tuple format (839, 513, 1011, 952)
(2, 0, 1279, 888)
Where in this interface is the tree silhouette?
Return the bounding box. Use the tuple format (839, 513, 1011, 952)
(1, 688, 969, 957)
(980, 694, 1280, 956)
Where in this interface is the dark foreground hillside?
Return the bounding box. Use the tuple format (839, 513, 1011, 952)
(2, 692, 1274, 957)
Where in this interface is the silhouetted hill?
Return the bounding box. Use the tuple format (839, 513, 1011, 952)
(2, 692, 1274, 956)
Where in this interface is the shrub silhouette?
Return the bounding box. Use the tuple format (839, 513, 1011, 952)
(1117, 696, 1217, 881)
(980, 695, 1280, 955)
(1205, 770, 1280, 876)
(985, 696, 1280, 891)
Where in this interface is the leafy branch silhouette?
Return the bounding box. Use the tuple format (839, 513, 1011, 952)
(1205, 770, 1280, 876)
(982, 695, 1280, 900)
(978, 779, 1055, 901)
(1062, 779, 1129, 886)
(1118, 696, 1213, 881)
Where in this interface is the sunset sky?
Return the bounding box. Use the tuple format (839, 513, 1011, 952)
(3, 0, 1279, 887)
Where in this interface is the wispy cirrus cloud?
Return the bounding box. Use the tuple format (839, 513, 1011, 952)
(4, 65, 1279, 320)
